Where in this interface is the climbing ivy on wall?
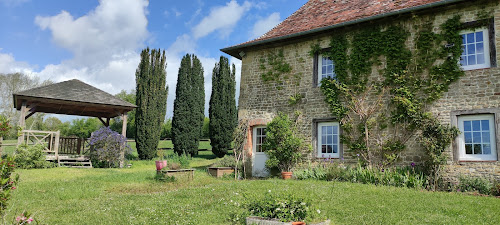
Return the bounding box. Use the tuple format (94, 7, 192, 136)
(313, 15, 470, 174)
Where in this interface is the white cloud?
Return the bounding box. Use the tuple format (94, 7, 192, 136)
(192, 0, 252, 39)
(250, 12, 280, 39)
(27, 0, 149, 94)
(0, 51, 36, 74)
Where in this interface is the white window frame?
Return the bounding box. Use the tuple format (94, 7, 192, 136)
(457, 114, 497, 161)
(253, 126, 266, 153)
(317, 122, 340, 158)
(317, 54, 336, 86)
(460, 28, 491, 70)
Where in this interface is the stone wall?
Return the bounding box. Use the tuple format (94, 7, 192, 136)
(238, 0, 500, 182)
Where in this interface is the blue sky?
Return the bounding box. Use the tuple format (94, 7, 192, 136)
(0, 0, 307, 119)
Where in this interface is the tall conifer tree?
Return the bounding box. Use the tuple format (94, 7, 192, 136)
(209, 56, 237, 158)
(172, 54, 205, 156)
(135, 48, 168, 160)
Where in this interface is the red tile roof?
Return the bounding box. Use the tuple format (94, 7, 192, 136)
(222, 0, 463, 58)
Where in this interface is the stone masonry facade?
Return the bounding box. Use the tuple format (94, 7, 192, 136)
(238, 1, 500, 182)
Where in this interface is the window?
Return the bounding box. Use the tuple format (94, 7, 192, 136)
(315, 54, 336, 86)
(460, 28, 491, 70)
(317, 122, 340, 158)
(254, 127, 266, 153)
(457, 114, 497, 161)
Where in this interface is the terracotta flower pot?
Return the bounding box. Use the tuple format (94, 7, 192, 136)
(155, 160, 167, 171)
(292, 222, 305, 225)
(281, 171, 293, 180)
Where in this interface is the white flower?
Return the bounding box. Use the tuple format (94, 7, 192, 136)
(235, 192, 239, 195)
(268, 190, 271, 193)
(317, 209, 321, 214)
(300, 202, 306, 205)
(276, 208, 281, 211)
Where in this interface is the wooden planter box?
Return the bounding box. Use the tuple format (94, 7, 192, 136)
(207, 167, 234, 178)
(156, 169, 195, 181)
(245, 217, 330, 225)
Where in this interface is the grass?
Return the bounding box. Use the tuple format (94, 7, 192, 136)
(4, 154, 500, 224)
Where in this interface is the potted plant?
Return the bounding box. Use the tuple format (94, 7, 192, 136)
(155, 150, 167, 171)
(263, 113, 308, 179)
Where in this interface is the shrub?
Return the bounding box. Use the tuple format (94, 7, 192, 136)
(164, 153, 190, 169)
(244, 192, 323, 223)
(0, 156, 19, 215)
(0, 115, 11, 138)
(89, 127, 131, 168)
(263, 113, 308, 172)
(14, 144, 56, 169)
(457, 176, 493, 195)
(14, 211, 37, 224)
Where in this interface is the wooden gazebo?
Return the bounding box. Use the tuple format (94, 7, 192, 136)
(12, 79, 136, 167)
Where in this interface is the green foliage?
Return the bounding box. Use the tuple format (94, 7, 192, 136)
(164, 153, 191, 169)
(263, 113, 308, 172)
(202, 117, 210, 139)
(317, 16, 465, 169)
(259, 49, 292, 83)
(172, 54, 205, 156)
(66, 118, 102, 138)
(14, 145, 56, 169)
(0, 156, 19, 216)
(209, 56, 237, 158)
(457, 176, 493, 195)
(160, 119, 172, 139)
(135, 48, 168, 160)
(0, 115, 11, 138)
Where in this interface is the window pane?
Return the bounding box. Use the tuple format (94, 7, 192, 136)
(322, 66, 326, 74)
(467, 33, 475, 43)
(327, 65, 333, 73)
(333, 145, 338, 153)
(473, 132, 481, 143)
(472, 120, 481, 131)
(476, 43, 484, 54)
(322, 126, 327, 135)
(322, 145, 326, 154)
(332, 126, 338, 134)
(327, 135, 333, 145)
(461, 34, 466, 44)
(464, 121, 471, 131)
(467, 44, 475, 55)
(477, 54, 485, 64)
(468, 55, 476, 65)
(473, 144, 482, 154)
(460, 57, 466, 66)
(482, 132, 490, 143)
(464, 132, 472, 143)
(322, 135, 326, 144)
(326, 145, 332, 153)
(333, 135, 338, 144)
(483, 144, 491, 154)
(327, 126, 333, 134)
(476, 31, 483, 42)
(257, 128, 261, 135)
(481, 120, 489, 131)
(465, 144, 473, 154)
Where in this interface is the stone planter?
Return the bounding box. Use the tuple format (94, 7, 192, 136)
(246, 217, 330, 225)
(207, 167, 235, 178)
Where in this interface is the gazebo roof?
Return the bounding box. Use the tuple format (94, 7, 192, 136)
(13, 79, 136, 118)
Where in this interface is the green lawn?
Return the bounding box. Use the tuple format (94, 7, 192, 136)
(5, 155, 500, 224)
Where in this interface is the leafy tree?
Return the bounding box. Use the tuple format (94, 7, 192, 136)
(160, 118, 172, 139)
(135, 48, 168, 160)
(172, 54, 204, 156)
(44, 117, 63, 131)
(209, 56, 237, 158)
(202, 117, 210, 139)
(111, 89, 137, 138)
(68, 118, 102, 138)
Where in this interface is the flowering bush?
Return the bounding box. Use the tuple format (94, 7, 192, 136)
(0, 115, 11, 138)
(89, 127, 131, 168)
(0, 156, 19, 215)
(14, 144, 56, 169)
(14, 211, 37, 224)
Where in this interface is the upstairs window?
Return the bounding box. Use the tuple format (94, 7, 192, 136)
(460, 28, 491, 70)
(319, 55, 336, 83)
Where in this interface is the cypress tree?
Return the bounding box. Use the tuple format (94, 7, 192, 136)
(135, 48, 168, 160)
(209, 56, 237, 158)
(172, 54, 205, 156)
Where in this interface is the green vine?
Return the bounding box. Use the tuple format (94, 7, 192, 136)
(316, 15, 471, 174)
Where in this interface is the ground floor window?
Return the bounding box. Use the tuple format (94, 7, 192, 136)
(457, 114, 497, 161)
(317, 122, 340, 158)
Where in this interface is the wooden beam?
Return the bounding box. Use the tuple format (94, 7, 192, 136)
(106, 118, 110, 127)
(98, 117, 106, 126)
(122, 114, 127, 138)
(17, 101, 27, 146)
(25, 110, 36, 120)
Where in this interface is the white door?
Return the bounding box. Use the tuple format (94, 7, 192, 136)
(252, 126, 269, 177)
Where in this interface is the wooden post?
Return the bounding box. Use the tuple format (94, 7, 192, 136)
(17, 101, 27, 146)
(120, 114, 128, 168)
(54, 131, 60, 165)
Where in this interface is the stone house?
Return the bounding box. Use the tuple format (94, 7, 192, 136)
(222, 0, 500, 181)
